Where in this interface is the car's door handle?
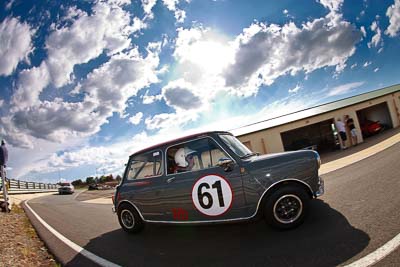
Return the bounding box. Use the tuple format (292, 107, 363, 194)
(167, 177, 175, 183)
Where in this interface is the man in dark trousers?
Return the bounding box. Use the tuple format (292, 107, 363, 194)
(0, 140, 9, 212)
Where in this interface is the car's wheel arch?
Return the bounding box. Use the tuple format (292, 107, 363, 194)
(117, 200, 145, 221)
(255, 179, 313, 217)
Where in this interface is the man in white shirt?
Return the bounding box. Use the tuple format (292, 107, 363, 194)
(335, 119, 347, 149)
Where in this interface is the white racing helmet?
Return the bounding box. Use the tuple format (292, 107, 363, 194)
(174, 147, 196, 167)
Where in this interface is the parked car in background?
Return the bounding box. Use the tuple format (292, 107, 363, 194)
(289, 138, 318, 151)
(113, 131, 324, 233)
(58, 182, 74, 194)
(88, 183, 99, 190)
(360, 120, 383, 137)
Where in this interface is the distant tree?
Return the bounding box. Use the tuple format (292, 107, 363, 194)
(71, 179, 83, 186)
(86, 177, 95, 185)
(116, 175, 122, 182)
(99, 175, 107, 183)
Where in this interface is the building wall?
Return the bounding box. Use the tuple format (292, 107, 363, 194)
(238, 92, 400, 154)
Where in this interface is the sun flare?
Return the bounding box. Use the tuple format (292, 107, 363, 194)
(185, 40, 234, 74)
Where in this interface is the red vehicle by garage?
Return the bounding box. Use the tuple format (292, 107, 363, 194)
(360, 120, 382, 137)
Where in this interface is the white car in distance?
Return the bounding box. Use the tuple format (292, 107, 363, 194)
(58, 182, 75, 195)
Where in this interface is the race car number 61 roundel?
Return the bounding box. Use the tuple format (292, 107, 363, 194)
(192, 175, 233, 216)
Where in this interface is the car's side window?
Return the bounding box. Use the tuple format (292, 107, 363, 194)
(127, 150, 163, 180)
(167, 138, 230, 174)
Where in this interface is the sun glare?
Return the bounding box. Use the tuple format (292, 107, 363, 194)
(186, 40, 233, 74)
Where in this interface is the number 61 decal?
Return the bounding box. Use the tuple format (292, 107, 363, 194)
(192, 175, 233, 216)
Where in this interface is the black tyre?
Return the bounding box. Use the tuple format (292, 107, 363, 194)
(117, 203, 145, 234)
(264, 185, 309, 230)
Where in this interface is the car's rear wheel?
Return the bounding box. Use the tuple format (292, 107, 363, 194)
(117, 203, 144, 233)
(264, 185, 309, 230)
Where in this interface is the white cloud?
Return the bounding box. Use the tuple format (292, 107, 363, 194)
(317, 0, 343, 12)
(0, 116, 34, 148)
(327, 81, 364, 96)
(141, 90, 163, 104)
(45, 2, 136, 88)
(363, 61, 371, 67)
(128, 112, 143, 125)
(5, 44, 160, 148)
(283, 9, 289, 15)
(11, 1, 141, 111)
(373, 67, 379, 72)
(163, 0, 178, 11)
(7, 135, 86, 179)
(224, 12, 362, 95)
(11, 62, 50, 109)
(386, 0, 400, 37)
(169, 26, 232, 105)
(5, 0, 16, 10)
(145, 111, 199, 130)
(162, 0, 189, 23)
(161, 79, 204, 110)
(288, 84, 301, 94)
(142, 0, 157, 18)
(350, 63, 357, 69)
(360, 26, 367, 37)
(0, 17, 34, 76)
(368, 21, 383, 48)
(4, 2, 160, 149)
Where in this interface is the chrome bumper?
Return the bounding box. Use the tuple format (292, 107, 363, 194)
(315, 176, 324, 197)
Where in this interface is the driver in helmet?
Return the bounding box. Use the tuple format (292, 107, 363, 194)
(174, 147, 196, 172)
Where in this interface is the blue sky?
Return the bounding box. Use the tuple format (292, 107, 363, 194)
(1, 0, 400, 183)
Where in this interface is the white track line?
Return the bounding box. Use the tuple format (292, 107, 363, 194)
(73, 189, 87, 200)
(344, 233, 400, 267)
(25, 199, 121, 267)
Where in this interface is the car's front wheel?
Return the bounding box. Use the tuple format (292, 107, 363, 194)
(117, 203, 144, 234)
(264, 185, 309, 230)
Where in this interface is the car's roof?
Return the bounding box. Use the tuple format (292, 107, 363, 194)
(130, 131, 232, 157)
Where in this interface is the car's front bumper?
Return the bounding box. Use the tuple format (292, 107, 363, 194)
(58, 188, 73, 193)
(315, 176, 324, 197)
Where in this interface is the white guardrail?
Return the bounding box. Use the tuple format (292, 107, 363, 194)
(0, 178, 58, 194)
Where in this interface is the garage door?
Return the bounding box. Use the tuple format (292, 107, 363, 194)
(281, 119, 338, 153)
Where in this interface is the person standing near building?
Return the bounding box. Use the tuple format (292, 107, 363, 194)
(335, 118, 347, 149)
(0, 139, 9, 212)
(345, 115, 358, 146)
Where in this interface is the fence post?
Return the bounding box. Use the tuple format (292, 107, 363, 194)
(18, 180, 20, 189)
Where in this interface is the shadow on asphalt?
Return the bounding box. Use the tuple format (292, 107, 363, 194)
(67, 200, 369, 267)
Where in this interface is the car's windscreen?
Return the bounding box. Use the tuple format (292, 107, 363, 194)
(219, 134, 253, 158)
(59, 183, 71, 186)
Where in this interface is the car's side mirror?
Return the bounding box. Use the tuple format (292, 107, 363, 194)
(217, 158, 234, 172)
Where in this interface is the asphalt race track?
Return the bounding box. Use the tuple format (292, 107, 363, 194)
(26, 143, 400, 267)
